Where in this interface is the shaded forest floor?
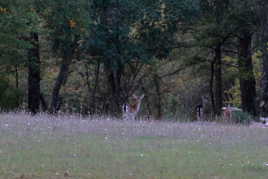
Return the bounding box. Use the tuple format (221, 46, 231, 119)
(0, 113, 268, 178)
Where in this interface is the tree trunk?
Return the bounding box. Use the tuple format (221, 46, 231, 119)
(214, 44, 223, 116)
(90, 60, 100, 114)
(40, 93, 48, 111)
(105, 66, 123, 116)
(50, 54, 73, 113)
(15, 65, 19, 89)
(259, 2, 268, 117)
(153, 74, 162, 120)
(28, 32, 40, 114)
(141, 86, 152, 119)
(238, 31, 257, 116)
(209, 59, 216, 115)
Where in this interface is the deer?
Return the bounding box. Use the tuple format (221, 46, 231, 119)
(122, 94, 144, 120)
(222, 105, 242, 119)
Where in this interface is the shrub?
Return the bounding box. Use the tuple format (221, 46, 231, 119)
(0, 79, 23, 111)
(0, 79, 9, 93)
(231, 111, 252, 125)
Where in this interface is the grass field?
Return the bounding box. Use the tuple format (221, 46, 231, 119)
(0, 113, 268, 179)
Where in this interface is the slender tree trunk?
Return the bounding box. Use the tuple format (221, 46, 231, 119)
(210, 59, 216, 115)
(50, 54, 73, 113)
(214, 44, 223, 116)
(90, 60, 100, 114)
(82, 65, 90, 115)
(105, 66, 123, 116)
(40, 93, 48, 111)
(238, 31, 257, 116)
(153, 74, 162, 120)
(15, 65, 19, 89)
(28, 32, 40, 114)
(141, 86, 152, 119)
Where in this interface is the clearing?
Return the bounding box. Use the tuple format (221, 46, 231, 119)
(0, 113, 268, 179)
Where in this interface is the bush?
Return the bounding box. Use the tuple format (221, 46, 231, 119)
(0, 79, 23, 111)
(0, 79, 9, 93)
(231, 111, 252, 125)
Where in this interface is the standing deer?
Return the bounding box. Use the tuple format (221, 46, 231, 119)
(122, 94, 144, 120)
(222, 106, 242, 119)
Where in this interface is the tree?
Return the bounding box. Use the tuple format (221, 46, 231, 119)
(233, 0, 257, 116)
(257, 0, 268, 116)
(194, 0, 259, 117)
(39, 0, 90, 113)
(83, 0, 199, 116)
(27, 31, 41, 114)
(237, 30, 257, 116)
(195, 0, 233, 116)
(0, 0, 40, 113)
(26, 2, 44, 114)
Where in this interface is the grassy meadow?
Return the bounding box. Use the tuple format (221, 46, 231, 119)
(0, 113, 268, 178)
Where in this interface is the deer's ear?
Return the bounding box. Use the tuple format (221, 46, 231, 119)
(140, 94, 144, 100)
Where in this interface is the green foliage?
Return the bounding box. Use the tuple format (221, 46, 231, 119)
(84, 0, 200, 67)
(225, 79, 241, 107)
(230, 111, 253, 125)
(0, 2, 30, 66)
(0, 0, 264, 117)
(135, 0, 200, 59)
(0, 88, 23, 111)
(41, 0, 90, 55)
(0, 79, 23, 111)
(0, 79, 9, 93)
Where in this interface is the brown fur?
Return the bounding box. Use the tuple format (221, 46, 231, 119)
(129, 95, 140, 113)
(122, 94, 144, 120)
(223, 109, 232, 119)
(129, 103, 138, 113)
